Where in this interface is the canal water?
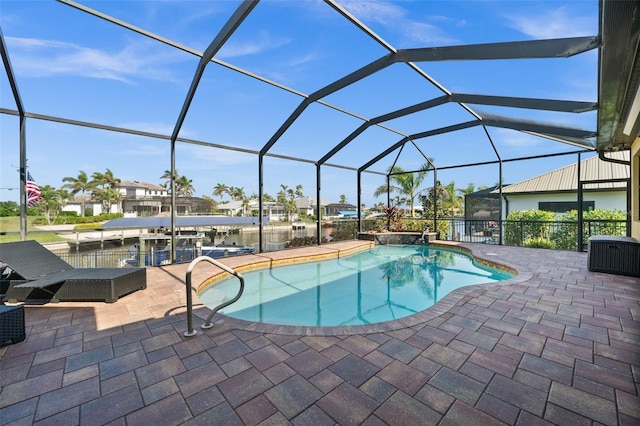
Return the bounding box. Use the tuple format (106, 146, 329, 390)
(54, 225, 333, 268)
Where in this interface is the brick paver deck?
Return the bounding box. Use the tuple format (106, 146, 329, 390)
(1, 241, 638, 425)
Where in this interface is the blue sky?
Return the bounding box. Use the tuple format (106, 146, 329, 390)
(1, 0, 599, 207)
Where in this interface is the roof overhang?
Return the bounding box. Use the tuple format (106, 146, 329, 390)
(597, 0, 640, 153)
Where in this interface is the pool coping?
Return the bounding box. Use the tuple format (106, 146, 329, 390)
(193, 240, 533, 336)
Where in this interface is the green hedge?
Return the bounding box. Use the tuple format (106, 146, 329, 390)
(550, 209, 626, 250)
(504, 210, 555, 246)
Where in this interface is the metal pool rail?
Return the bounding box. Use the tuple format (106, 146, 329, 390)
(184, 256, 245, 337)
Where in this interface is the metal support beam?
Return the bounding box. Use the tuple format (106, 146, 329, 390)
(450, 93, 597, 113)
(577, 153, 584, 251)
(357, 171, 362, 233)
(1, 28, 28, 240)
(482, 117, 597, 141)
(316, 164, 322, 246)
(398, 36, 599, 62)
(169, 0, 257, 262)
(360, 120, 480, 172)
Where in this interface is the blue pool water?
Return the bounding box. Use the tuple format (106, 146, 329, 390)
(198, 245, 513, 327)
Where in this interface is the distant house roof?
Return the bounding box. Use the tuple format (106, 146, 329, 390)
(102, 216, 267, 229)
(217, 200, 248, 210)
(118, 180, 166, 191)
(494, 151, 629, 194)
(295, 197, 333, 208)
(466, 185, 510, 198)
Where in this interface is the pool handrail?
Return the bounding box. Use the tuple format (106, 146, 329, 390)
(184, 255, 245, 337)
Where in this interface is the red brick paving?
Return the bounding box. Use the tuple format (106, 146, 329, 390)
(1, 240, 638, 425)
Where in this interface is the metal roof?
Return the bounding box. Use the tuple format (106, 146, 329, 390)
(101, 216, 267, 229)
(597, 0, 640, 153)
(497, 151, 629, 194)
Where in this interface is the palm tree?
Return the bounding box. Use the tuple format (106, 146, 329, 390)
(374, 163, 431, 218)
(160, 169, 178, 189)
(92, 168, 122, 213)
(37, 185, 68, 224)
(176, 175, 194, 198)
(92, 168, 121, 189)
(62, 170, 94, 217)
(459, 183, 475, 196)
(213, 183, 229, 203)
(442, 181, 463, 217)
(277, 184, 297, 221)
(339, 194, 347, 204)
(228, 186, 245, 201)
(93, 187, 122, 213)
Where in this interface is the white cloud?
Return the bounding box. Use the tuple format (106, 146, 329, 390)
(217, 31, 291, 58)
(504, 7, 595, 39)
(339, 0, 459, 46)
(493, 128, 541, 148)
(181, 144, 256, 167)
(404, 22, 458, 45)
(339, 0, 407, 26)
(5, 36, 182, 84)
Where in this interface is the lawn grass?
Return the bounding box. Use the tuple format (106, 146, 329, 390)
(0, 216, 67, 243)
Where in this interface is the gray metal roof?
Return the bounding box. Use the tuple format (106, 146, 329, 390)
(597, 0, 640, 153)
(101, 216, 268, 229)
(496, 151, 630, 194)
(117, 181, 167, 191)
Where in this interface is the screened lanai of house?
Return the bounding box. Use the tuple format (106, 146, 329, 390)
(1, 0, 639, 255)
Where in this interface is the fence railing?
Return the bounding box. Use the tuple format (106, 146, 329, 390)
(329, 217, 627, 251)
(437, 218, 627, 251)
(53, 217, 628, 267)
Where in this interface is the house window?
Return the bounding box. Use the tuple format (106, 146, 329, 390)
(539, 201, 594, 213)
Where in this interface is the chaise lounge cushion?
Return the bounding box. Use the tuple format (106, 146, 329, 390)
(0, 240, 146, 303)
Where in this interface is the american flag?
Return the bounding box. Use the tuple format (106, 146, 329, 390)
(27, 171, 42, 207)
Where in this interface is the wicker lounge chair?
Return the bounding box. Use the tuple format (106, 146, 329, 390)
(0, 240, 146, 303)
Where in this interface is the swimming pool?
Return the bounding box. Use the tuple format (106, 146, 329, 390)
(198, 245, 513, 327)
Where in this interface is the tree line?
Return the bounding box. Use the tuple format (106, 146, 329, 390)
(2, 163, 486, 223)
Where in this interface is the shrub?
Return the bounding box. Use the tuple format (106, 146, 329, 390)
(382, 205, 404, 231)
(330, 220, 358, 241)
(73, 223, 103, 230)
(504, 210, 555, 246)
(286, 235, 328, 248)
(0, 202, 19, 217)
(523, 237, 555, 249)
(550, 209, 626, 250)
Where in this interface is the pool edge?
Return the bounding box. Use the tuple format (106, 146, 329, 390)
(193, 240, 530, 336)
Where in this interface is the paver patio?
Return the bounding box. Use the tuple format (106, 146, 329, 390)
(1, 241, 638, 425)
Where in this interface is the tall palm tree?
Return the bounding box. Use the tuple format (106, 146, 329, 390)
(442, 181, 463, 217)
(459, 183, 475, 196)
(92, 168, 121, 189)
(176, 175, 194, 198)
(37, 185, 68, 224)
(62, 170, 94, 217)
(277, 184, 297, 221)
(160, 169, 178, 189)
(213, 183, 229, 203)
(93, 187, 122, 213)
(228, 186, 245, 201)
(339, 194, 347, 204)
(374, 163, 431, 218)
(92, 168, 122, 213)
